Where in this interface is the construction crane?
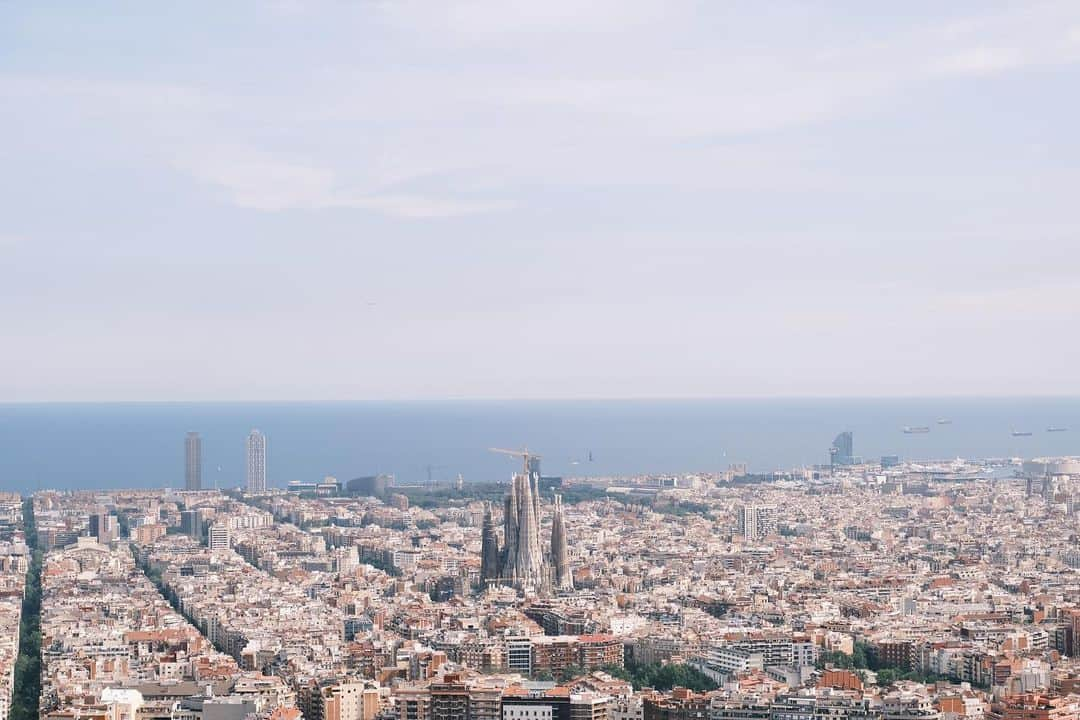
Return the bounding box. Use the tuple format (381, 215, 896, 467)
(489, 447, 541, 476)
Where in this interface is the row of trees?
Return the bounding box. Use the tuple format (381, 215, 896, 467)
(528, 660, 716, 692)
(600, 661, 718, 692)
(11, 497, 42, 720)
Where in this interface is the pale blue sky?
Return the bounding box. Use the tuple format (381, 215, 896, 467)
(2, 1, 1079, 401)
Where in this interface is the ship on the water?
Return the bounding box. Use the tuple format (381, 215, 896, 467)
(937, 418, 952, 425)
(1047, 426, 1068, 433)
(904, 426, 931, 434)
(1011, 429, 1033, 437)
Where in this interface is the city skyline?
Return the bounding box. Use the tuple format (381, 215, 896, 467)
(5, 5, 1080, 720)
(0, 397, 1077, 493)
(20, 447, 1080, 720)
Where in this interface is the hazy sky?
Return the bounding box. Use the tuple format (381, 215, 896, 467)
(3, 1, 1079, 401)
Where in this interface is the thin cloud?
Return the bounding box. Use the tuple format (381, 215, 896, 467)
(340, 193, 515, 219)
(932, 47, 1024, 75)
(174, 146, 510, 217)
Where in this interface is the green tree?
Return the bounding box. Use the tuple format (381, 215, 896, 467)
(817, 650, 854, 670)
(614, 661, 717, 692)
(650, 664, 717, 692)
(561, 665, 586, 681)
(852, 644, 868, 669)
(876, 668, 899, 686)
(11, 498, 42, 720)
(600, 664, 632, 681)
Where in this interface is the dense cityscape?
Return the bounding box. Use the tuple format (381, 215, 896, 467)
(3, 430, 1080, 720)
(6, 4, 1080, 720)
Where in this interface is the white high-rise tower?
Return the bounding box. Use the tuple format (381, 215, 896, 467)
(246, 429, 266, 493)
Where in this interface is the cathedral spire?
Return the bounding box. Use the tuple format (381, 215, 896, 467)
(551, 494, 572, 591)
(485, 448, 561, 592)
(480, 502, 501, 585)
(503, 478, 519, 579)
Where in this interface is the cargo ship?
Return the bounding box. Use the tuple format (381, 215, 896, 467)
(1047, 426, 1068, 433)
(903, 426, 931, 434)
(1011, 430, 1033, 437)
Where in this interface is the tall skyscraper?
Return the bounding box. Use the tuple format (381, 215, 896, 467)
(246, 429, 267, 493)
(830, 431, 854, 466)
(185, 431, 202, 491)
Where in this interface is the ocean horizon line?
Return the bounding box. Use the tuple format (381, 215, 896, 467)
(3, 394, 1080, 406)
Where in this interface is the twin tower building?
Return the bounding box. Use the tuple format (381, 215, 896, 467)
(480, 468, 573, 593)
(184, 429, 267, 492)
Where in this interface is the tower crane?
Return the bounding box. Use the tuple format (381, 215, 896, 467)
(489, 447, 541, 476)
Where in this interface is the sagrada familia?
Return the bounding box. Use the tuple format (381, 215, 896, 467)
(479, 470, 573, 593)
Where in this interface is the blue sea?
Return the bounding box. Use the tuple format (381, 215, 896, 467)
(0, 399, 1077, 492)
